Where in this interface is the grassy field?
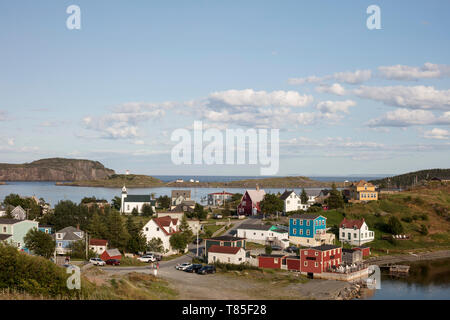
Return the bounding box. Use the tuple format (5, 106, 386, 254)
(320, 184, 450, 253)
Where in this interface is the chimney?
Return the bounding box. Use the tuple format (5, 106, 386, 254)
(76, 224, 80, 230)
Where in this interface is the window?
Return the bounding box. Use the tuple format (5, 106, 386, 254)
(58, 242, 62, 247)
(293, 220, 296, 225)
(354, 233, 357, 238)
(304, 261, 308, 266)
(157, 227, 160, 231)
(57, 233, 62, 239)
(315, 252, 318, 256)
(300, 229, 303, 235)
(300, 220, 303, 225)
(287, 200, 290, 204)
(293, 229, 296, 235)
(274, 258, 278, 263)
(315, 262, 318, 267)
(145, 227, 149, 231)
(341, 232, 345, 237)
(306, 220, 310, 226)
(304, 251, 308, 255)
(2, 227, 6, 233)
(306, 230, 310, 236)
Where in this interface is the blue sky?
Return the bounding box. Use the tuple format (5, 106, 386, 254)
(0, 0, 449, 176)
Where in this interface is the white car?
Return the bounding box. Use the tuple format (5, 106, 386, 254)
(89, 258, 106, 266)
(176, 263, 192, 271)
(138, 255, 156, 263)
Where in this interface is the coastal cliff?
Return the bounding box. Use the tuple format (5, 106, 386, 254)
(0, 158, 115, 181)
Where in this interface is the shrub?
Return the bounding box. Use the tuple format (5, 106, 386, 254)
(214, 261, 259, 272)
(387, 216, 404, 234)
(419, 224, 428, 235)
(401, 216, 413, 223)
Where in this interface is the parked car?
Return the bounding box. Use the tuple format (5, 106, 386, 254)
(89, 257, 106, 266)
(214, 214, 223, 219)
(285, 246, 299, 253)
(105, 259, 121, 266)
(184, 264, 203, 273)
(137, 254, 156, 263)
(175, 262, 192, 270)
(197, 265, 216, 275)
(271, 245, 282, 251)
(145, 252, 162, 261)
(193, 238, 203, 244)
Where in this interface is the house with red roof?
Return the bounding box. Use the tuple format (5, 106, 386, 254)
(89, 238, 108, 255)
(339, 218, 374, 246)
(207, 244, 247, 264)
(237, 186, 266, 216)
(142, 216, 182, 255)
(208, 191, 234, 206)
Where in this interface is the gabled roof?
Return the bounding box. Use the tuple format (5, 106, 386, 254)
(55, 226, 84, 240)
(104, 248, 121, 257)
(289, 214, 324, 220)
(246, 189, 266, 203)
(258, 254, 286, 258)
(0, 234, 12, 241)
(208, 245, 243, 255)
(205, 235, 246, 242)
(279, 190, 295, 201)
(237, 224, 272, 231)
(306, 245, 340, 252)
(209, 191, 234, 196)
(340, 218, 365, 229)
(0, 218, 22, 225)
(90, 238, 108, 246)
(352, 180, 374, 188)
(124, 195, 155, 203)
(152, 216, 179, 236)
(170, 204, 195, 213)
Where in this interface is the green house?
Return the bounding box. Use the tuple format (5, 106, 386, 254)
(204, 235, 246, 259)
(0, 219, 39, 252)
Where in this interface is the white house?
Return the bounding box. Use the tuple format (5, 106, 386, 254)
(89, 238, 108, 255)
(207, 245, 247, 264)
(339, 218, 374, 246)
(142, 216, 183, 255)
(171, 190, 191, 206)
(236, 224, 289, 248)
(120, 186, 156, 214)
(0, 206, 27, 220)
(279, 190, 309, 212)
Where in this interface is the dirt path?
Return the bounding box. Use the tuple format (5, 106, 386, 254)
(367, 249, 450, 265)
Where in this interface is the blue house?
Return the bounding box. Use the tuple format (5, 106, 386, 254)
(38, 225, 53, 235)
(53, 226, 84, 255)
(289, 214, 335, 247)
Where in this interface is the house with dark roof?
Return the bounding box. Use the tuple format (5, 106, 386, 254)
(300, 245, 342, 275)
(171, 190, 191, 207)
(236, 223, 289, 248)
(289, 214, 335, 247)
(204, 235, 246, 259)
(280, 190, 309, 213)
(207, 244, 247, 264)
(207, 191, 234, 206)
(54, 226, 85, 255)
(339, 218, 374, 246)
(142, 216, 182, 255)
(120, 186, 156, 215)
(0, 218, 38, 251)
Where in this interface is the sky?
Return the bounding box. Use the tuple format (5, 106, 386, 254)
(0, 0, 449, 177)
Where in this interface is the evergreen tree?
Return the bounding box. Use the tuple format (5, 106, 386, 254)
(106, 211, 130, 251)
(111, 196, 122, 211)
(260, 193, 284, 215)
(87, 213, 107, 239)
(387, 216, 404, 235)
(125, 216, 147, 254)
(327, 183, 344, 209)
(157, 195, 171, 209)
(131, 207, 139, 216)
(300, 188, 308, 204)
(141, 203, 154, 217)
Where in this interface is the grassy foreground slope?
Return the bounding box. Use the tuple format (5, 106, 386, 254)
(320, 183, 450, 253)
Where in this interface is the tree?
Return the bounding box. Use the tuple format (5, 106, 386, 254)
(125, 216, 148, 254)
(387, 216, 404, 234)
(157, 195, 171, 209)
(111, 196, 122, 211)
(193, 203, 207, 220)
(300, 188, 308, 204)
(260, 193, 283, 216)
(47, 200, 89, 231)
(223, 201, 231, 216)
(87, 213, 107, 239)
(147, 237, 164, 253)
(24, 229, 56, 259)
(4, 206, 13, 219)
(169, 232, 189, 254)
(131, 207, 139, 216)
(106, 211, 130, 251)
(419, 224, 428, 235)
(141, 203, 154, 217)
(327, 183, 344, 209)
(180, 215, 193, 241)
(3, 193, 42, 220)
(265, 245, 273, 255)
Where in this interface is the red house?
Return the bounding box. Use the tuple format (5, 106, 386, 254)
(258, 254, 286, 269)
(286, 256, 301, 271)
(100, 248, 122, 261)
(353, 246, 370, 257)
(300, 245, 342, 276)
(237, 187, 266, 216)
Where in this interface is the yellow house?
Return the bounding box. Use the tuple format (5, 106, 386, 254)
(349, 180, 378, 202)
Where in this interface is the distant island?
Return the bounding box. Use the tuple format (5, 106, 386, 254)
(370, 168, 450, 188)
(0, 158, 115, 181)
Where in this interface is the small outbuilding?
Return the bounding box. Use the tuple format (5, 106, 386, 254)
(353, 246, 370, 257)
(258, 254, 286, 269)
(100, 248, 122, 261)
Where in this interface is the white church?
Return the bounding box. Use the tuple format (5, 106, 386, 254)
(120, 186, 156, 215)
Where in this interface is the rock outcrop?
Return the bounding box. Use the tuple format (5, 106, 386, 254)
(0, 158, 115, 181)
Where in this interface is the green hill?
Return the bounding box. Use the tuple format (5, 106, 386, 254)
(370, 169, 450, 188)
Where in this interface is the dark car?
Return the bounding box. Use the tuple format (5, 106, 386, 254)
(105, 259, 121, 266)
(193, 238, 203, 244)
(197, 265, 216, 275)
(271, 245, 282, 251)
(285, 246, 299, 253)
(184, 264, 203, 273)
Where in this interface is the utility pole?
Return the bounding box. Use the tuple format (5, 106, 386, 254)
(85, 231, 89, 261)
(196, 229, 199, 257)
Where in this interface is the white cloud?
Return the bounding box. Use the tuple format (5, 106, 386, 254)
(316, 100, 356, 114)
(209, 89, 313, 107)
(354, 85, 450, 110)
(367, 108, 437, 127)
(289, 69, 371, 85)
(378, 62, 450, 81)
(315, 83, 346, 96)
(424, 128, 450, 140)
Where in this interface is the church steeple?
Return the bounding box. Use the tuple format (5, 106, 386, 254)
(122, 185, 127, 194)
